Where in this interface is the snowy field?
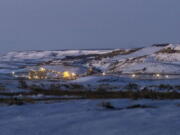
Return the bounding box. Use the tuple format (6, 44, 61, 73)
(0, 99, 180, 135)
(0, 44, 179, 135)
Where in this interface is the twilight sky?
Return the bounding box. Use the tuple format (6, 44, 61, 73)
(0, 0, 180, 53)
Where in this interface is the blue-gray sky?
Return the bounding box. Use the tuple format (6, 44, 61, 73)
(0, 0, 180, 53)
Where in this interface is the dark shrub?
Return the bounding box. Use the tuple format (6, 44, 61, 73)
(175, 85, 180, 90)
(100, 101, 116, 110)
(0, 84, 5, 91)
(70, 84, 84, 90)
(159, 84, 173, 90)
(125, 83, 139, 90)
(18, 79, 28, 89)
(8, 98, 25, 106)
(49, 84, 61, 91)
(96, 84, 108, 92)
(126, 104, 156, 109)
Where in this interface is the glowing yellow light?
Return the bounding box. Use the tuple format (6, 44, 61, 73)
(102, 72, 106, 76)
(72, 72, 76, 77)
(156, 74, 160, 77)
(34, 76, 39, 79)
(39, 67, 46, 72)
(132, 74, 136, 78)
(63, 71, 71, 78)
(12, 71, 15, 75)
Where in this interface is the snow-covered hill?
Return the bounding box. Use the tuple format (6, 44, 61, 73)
(89, 44, 180, 74)
(0, 44, 180, 74)
(0, 50, 111, 62)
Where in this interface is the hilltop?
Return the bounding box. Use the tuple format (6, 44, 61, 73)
(0, 43, 180, 75)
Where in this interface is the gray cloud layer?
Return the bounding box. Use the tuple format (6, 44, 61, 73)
(0, 0, 180, 53)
